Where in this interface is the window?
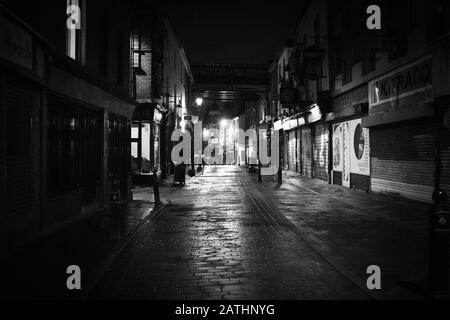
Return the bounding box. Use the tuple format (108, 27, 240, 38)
(47, 94, 102, 202)
(174, 49, 177, 71)
(109, 116, 130, 198)
(314, 16, 320, 46)
(131, 23, 141, 69)
(180, 62, 183, 83)
(130, 122, 160, 174)
(66, 0, 84, 62)
(116, 31, 124, 86)
(278, 63, 282, 81)
(99, 10, 108, 76)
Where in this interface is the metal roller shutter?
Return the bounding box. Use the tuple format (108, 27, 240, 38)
(296, 128, 301, 173)
(288, 130, 296, 172)
(301, 127, 313, 177)
(314, 124, 329, 181)
(283, 132, 289, 170)
(6, 81, 33, 221)
(371, 121, 435, 203)
(438, 106, 450, 197)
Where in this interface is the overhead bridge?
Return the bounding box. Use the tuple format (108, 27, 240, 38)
(191, 64, 269, 122)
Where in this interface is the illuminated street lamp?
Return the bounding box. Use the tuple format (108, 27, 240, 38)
(203, 128, 209, 139)
(195, 97, 203, 107)
(220, 119, 229, 127)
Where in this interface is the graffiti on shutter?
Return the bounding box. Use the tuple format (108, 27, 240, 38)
(314, 124, 329, 181)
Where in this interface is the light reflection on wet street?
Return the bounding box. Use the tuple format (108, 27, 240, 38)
(91, 166, 370, 299)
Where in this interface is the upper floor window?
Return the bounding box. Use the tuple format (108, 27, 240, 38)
(66, 0, 85, 62)
(174, 49, 177, 71)
(314, 16, 320, 46)
(131, 24, 141, 69)
(117, 31, 124, 86)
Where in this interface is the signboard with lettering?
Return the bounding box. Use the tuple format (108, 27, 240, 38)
(0, 16, 33, 70)
(368, 57, 432, 114)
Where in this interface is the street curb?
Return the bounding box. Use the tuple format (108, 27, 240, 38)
(81, 203, 170, 299)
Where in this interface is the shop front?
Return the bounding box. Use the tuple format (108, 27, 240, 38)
(131, 104, 163, 184)
(279, 104, 324, 178)
(313, 123, 329, 182)
(329, 85, 370, 190)
(362, 56, 434, 203)
(0, 8, 49, 245)
(433, 40, 450, 202)
(332, 118, 370, 189)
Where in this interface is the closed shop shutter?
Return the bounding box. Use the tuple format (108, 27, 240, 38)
(284, 132, 289, 170)
(296, 128, 301, 173)
(438, 106, 450, 197)
(6, 81, 34, 222)
(288, 130, 296, 172)
(108, 115, 129, 199)
(371, 121, 435, 203)
(314, 124, 329, 181)
(301, 127, 313, 177)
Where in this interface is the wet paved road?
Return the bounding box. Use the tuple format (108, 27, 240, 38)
(91, 166, 382, 299)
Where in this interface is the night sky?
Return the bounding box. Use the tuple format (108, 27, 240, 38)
(155, 0, 310, 65)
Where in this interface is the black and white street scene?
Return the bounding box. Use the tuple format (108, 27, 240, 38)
(0, 0, 450, 302)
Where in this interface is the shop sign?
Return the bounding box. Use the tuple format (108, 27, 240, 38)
(273, 120, 282, 131)
(282, 119, 290, 131)
(288, 118, 298, 130)
(0, 15, 32, 70)
(306, 104, 322, 123)
(369, 56, 432, 113)
(154, 109, 163, 123)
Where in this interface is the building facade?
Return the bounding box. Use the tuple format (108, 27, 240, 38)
(329, 0, 448, 202)
(270, 0, 331, 181)
(0, 0, 135, 248)
(272, 0, 450, 204)
(163, 19, 194, 175)
(129, 4, 194, 181)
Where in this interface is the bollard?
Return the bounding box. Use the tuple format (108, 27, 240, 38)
(277, 166, 282, 185)
(258, 160, 262, 183)
(429, 189, 450, 297)
(153, 168, 161, 206)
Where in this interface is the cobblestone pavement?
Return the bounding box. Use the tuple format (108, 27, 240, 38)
(90, 166, 431, 299)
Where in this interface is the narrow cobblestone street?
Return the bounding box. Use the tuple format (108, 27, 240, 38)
(90, 166, 430, 300)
